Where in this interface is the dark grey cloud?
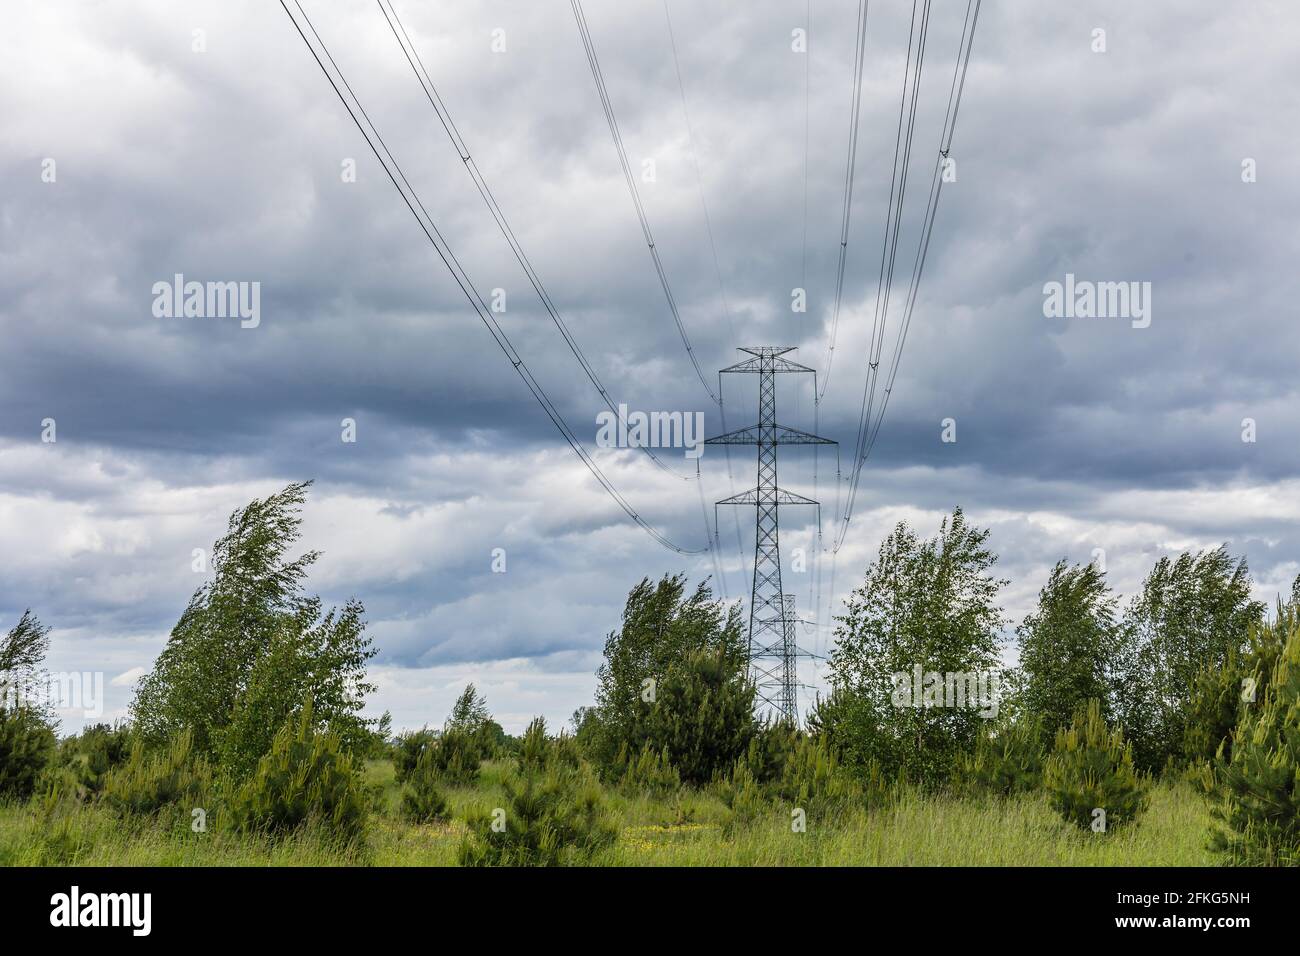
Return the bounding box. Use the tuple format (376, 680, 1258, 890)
(3, 0, 1299, 731)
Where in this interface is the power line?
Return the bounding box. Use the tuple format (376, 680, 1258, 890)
(570, 0, 719, 407)
(801, 0, 814, 302)
(835, 0, 981, 553)
(659, 0, 747, 602)
(375, 0, 699, 486)
(862, 0, 980, 463)
(375, 0, 722, 582)
(851, 0, 931, 498)
(280, 0, 705, 556)
(706, 347, 836, 722)
(816, 0, 870, 403)
(811, 0, 872, 632)
(833, 0, 929, 555)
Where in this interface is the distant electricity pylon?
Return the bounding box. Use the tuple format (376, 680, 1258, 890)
(706, 348, 836, 723)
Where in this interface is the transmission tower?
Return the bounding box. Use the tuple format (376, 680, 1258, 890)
(706, 347, 836, 723)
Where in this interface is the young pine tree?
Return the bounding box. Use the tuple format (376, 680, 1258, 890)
(640, 647, 756, 786)
(460, 717, 616, 866)
(963, 714, 1046, 797)
(1211, 611, 1300, 865)
(1044, 699, 1149, 832)
(228, 698, 369, 843)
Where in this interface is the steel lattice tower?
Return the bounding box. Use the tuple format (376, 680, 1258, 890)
(706, 348, 835, 723)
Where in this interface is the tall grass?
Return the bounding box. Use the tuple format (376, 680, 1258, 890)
(0, 760, 1214, 867)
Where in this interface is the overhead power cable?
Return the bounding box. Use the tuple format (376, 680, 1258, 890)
(834, 0, 981, 554)
(570, 0, 719, 407)
(816, 0, 870, 403)
(280, 0, 704, 555)
(660, 0, 746, 599)
(375, 0, 699, 485)
(836, 0, 931, 554)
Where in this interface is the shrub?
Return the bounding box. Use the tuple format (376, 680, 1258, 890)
(616, 742, 680, 797)
(0, 706, 56, 801)
(1186, 605, 1288, 771)
(459, 715, 614, 866)
(641, 648, 757, 786)
(1211, 614, 1300, 865)
(517, 717, 583, 774)
(518, 716, 551, 772)
(963, 715, 1045, 797)
(66, 723, 133, 797)
(102, 730, 210, 818)
(228, 702, 368, 842)
(741, 720, 801, 785)
(458, 760, 617, 866)
(429, 726, 486, 784)
(393, 728, 436, 783)
(1044, 699, 1149, 832)
(400, 751, 450, 825)
(717, 761, 769, 834)
(394, 724, 484, 786)
(772, 735, 864, 817)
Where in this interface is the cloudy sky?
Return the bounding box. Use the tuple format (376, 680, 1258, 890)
(3, 0, 1298, 733)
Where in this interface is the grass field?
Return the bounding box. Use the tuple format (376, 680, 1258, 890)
(0, 759, 1220, 866)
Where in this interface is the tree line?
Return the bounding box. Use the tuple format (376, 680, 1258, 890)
(2, 487, 1297, 865)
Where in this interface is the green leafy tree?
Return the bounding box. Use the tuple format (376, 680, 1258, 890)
(448, 684, 490, 732)
(0, 611, 57, 798)
(0, 705, 56, 800)
(1113, 546, 1264, 774)
(1211, 610, 1300, 864)
(130, 482, 379, 777)
(1014, 560, 1120, 737)
(1044, 699, 1149, 832)
(826, 509, 1007, 789)
(1, 610, 51, 703)
(583, 574, 744, 773)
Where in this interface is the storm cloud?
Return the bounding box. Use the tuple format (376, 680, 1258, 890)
(2, 0, 1298, 731)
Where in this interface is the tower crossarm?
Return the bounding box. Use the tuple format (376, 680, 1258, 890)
(720, 347, 816, 376)
(716, 488, 821, 506)
(704, 423, 837, 446)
